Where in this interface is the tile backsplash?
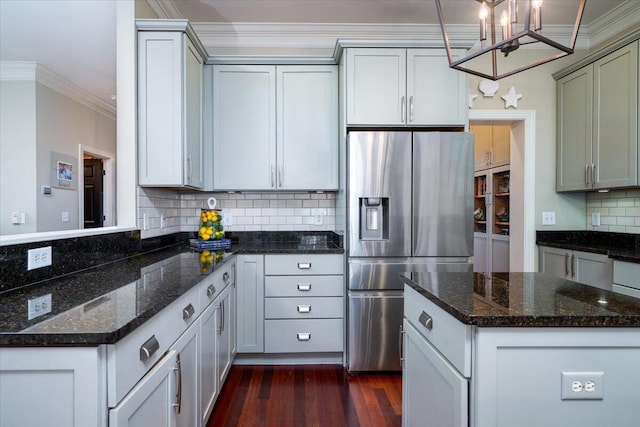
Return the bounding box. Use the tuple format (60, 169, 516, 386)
(587, 189, 640, 233)
(139, 188, 336, 239)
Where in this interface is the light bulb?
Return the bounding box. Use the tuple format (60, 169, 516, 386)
(532, 0, 543, 9)
(500, 10, 509, 27)
(479, 2, 489, 20)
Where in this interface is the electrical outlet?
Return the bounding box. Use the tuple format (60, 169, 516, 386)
(592, 212, 601, 226)
(222, 212, 232, 226)
(27, 293, 52, 320)
(61, 211, 70, 223)
(160, 214, 165, 229)
(143, 214, 149, 231)
(561, 372, 604, 400)
(27, 246, 52, 270)
(542, 211, 556, 225)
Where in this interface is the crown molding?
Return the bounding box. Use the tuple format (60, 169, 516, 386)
(585, 0, 640, 50)
(136, 19, 209, 60)
(0, 61, 116, 120)
(145, 0, 182, 20)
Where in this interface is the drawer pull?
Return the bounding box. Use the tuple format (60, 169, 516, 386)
(140, 335, 160, 362)
(297, 283, 312, 291)
(297, 304, 312, 313)
(183, 303, 195, 320)
(206, 284, 216, 298)
(418, 311, 433, 330)
(297, 332, 311, 341)
(223, 272, 230, 284)
(297, 262, 312, 270)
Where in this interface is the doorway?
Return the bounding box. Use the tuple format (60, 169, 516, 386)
(78, 144, 115, 229)
(83, 157, 104, 228)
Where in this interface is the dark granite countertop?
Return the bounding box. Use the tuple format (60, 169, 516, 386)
(401, 272, 640, 327)
(536, 231, 640, 264)
(0, 231, 344, 346)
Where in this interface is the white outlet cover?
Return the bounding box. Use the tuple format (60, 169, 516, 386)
(542, 211, 556, 225)
(592, 212, 601, 226)
(27, 293, 52, 320)
(27, 246, 52, 270)
(561, 372, 604, 400)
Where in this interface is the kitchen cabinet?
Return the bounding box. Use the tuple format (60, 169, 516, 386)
(236, 254, 265, 353)
(216, 282, 235, 385)
(171, 320, 199, 427)
(612, 260, 640, 298)
(345, 48, 466, 126)
(556, 40, 638, 191)
(212, 65, 338, 191)
(264, 254, 344, 353)
(539, 246, 612, 290)
(137, 23, 206, 189)
(474, 166, 510, 272)
(470, 124, 510, 171)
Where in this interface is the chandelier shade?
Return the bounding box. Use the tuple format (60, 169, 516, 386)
(435, 0, 586, 80)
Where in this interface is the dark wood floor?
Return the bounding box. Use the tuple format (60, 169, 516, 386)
(206, 365, 402, 427)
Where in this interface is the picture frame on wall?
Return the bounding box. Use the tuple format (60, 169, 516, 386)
(50, 151, 77, 190)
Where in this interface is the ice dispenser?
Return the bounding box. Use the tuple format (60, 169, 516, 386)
(359, 197, 389, 240)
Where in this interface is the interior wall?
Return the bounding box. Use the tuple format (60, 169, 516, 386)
(36, 82, 116, 232)
(0, 80, 37, 235)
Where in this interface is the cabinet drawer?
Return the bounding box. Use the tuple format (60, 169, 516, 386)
(403, 285, 472, 377)
(200, 260, 235, 306)
(107, 285, 201, 407)
(265, 254, 343, 275)
(613, 260, 640, 289)
(265, 297, 343, 319)
(265, 275, 343, 297)
(264, 319, 343, 353)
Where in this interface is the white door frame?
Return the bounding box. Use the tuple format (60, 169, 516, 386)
(469, 109, 536, 272)
(78, 144, 116, 228)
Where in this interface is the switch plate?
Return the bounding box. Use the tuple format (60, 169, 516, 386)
(27, 246, 52, 270)
(561, 372, 604, 400)
(61, 211, 70, 223)
(27, 294, 52, 320)
(591, 212, 601, 226)
(542, 211, 556, 225)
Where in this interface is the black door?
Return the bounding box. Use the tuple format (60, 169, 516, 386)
(84, 158, 104, 228)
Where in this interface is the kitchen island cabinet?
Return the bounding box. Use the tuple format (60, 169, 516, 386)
(212, 65, 338, 191)
(401, 272, 640, 427)
(556, 39, 638, 191)
(345, 48, 466, 126)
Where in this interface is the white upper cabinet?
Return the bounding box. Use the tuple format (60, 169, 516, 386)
(138, 26, 205, 189)
(346, 48, 466, 126)
(556, 40, 638, 191)
(212, 65, 338, 191)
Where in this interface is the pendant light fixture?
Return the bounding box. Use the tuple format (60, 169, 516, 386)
(435, 0, 586, 80)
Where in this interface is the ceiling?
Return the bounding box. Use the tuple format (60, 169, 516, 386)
(0, 0, 636, 111)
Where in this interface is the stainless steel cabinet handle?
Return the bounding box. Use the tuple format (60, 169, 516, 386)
(489, 150, 493, 165)
(585, 164, 590, 186)
(216, 304, 223, 335)
(223, 271, 230, 284)
(297, 304, 311, 313)
(400, 96, 406, 122)
(140, 335, 160, 362)
(565, 252, 570, 276)
(278, 165, 283, 187)
(297, 262, 311, 270)
(418, 311, 433, 330)
(186, 156, 192, 183)
(591, 163, 596, 186)
(207, 284, 216, 298)
(296, 332, 311, 341)
(409, 96, 414, 122)
(173, 354, 182, 414)
(182, 303, 195, 320)
(571, 254, 576, 278)
(270, 165, 275, 187)
(297, 283, 312, 291)
(399, 324, 404, 364)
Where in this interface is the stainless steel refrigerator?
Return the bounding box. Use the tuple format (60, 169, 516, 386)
(347, 131, 474, 372)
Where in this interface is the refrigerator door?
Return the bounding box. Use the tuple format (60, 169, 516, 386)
(412, 132, 474, 257)
(347, 290, 403, 372)
(348, 132, 412, 257)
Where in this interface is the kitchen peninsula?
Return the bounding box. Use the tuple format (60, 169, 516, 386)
(401, 271, 640, 427)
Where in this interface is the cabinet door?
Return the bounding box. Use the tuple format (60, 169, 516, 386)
(217, 285, 233, 384)
(277, 66, 338, 190)
(172, 321, 199, 427)
(407, 49, 466, 126)
(573, 250, 613, 290)
(473, 234, 488, 272)
(491, 237, 509, 272)
(471, 125, 492, 171)
(236, 255, 265, 353)
(346, 48, 406, 125)
(593, 41, 638, 190)
(109, 350, 177, 427)
(184, 36, 204, 189)
(490, 125, 511, 167)
(402, 320, 468, 427)
(199, 301, 219, 426)
(556, 67, 593, 191)
(213, 66, 276, 190)
(539, 246, 570, 279)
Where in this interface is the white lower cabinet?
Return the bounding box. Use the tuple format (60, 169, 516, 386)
(539, 245, 612, 290)
(199, 298, 219, 425)
(402, 320, 468, 427)
(216, 283, 234, 384)
(236, 254, 265, 353)
(172, 321, 199, 427)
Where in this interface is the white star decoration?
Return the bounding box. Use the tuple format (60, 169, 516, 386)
(501, 86, 523, 109)
(469, 93, 478, 109)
